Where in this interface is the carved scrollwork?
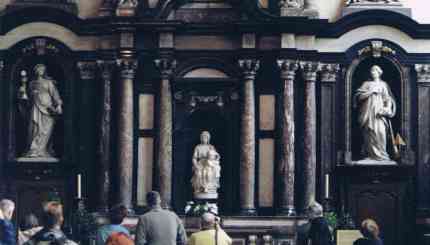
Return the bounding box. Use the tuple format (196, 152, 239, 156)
(358, 40, 396, 58)
(22, 38, 60, 55)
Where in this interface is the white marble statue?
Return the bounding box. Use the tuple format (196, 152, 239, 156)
(191, 131, 221, 199)
(20, 64, 63, 159)
(354, 65, 396, 163)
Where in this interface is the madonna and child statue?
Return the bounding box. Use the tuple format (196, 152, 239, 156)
(191, 131, 221, 200)
(353, 65, 403, 165)
(17, 64, 63, 162)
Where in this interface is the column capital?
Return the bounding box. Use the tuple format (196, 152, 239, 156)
(238, 59, 260, 80)
(319, 63, 340, 83)
(154, 58, 177, 79)
(116, 0, 138, 16)
(117, 59, 138, 79)
(415, 64, 430, 84)
(300, 61, 320, 82)
(97, 60, 116, 80)
(277, 59, 299, 80)
(77, 61, 97, 80)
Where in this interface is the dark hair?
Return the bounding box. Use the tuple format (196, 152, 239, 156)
(110, 204, 128, 224)
(146, 191, 161, 207)
(42, 202, 64, 229)
(20, 213, 39, 230)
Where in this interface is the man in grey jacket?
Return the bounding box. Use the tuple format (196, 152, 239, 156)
(135, 191, 187, 245)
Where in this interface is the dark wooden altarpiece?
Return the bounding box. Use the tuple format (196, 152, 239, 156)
(0, 1, 429, 245)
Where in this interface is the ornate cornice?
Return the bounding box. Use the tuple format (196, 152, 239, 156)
(116, 59, 138, 79)
(319, 63, 340, 83)
(154, 58, 177, 79)
(77, 61, 97, 80)
(277, 59, 299, 81)
(300, 61, 320, 82)
(415, 64, 430, 84)
(238, 59, 260, 80)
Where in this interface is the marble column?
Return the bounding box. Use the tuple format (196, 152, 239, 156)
(154, 58, 176, 208)
(238, 59, 259, 215)
(277, 59, 298, 216)
(96, 60, 115, 212)
(319, 64, 339, 209)
(116, 58, 138, 210)
(300, 61, 320, 212)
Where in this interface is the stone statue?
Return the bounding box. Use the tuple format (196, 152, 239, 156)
(191, 131, 221, 199)
(279, 0, 301, 9)
(19, 64, 63, 159)
(354, 65, 396, 163)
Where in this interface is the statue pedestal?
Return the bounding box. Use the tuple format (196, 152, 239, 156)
(194, 192, 218, 200)
(16, 157, 60, 163)
(350, 159, 397, 166)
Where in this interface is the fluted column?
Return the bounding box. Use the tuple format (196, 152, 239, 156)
(96, 60, 115, 212)
(116, 58, 138, 210)
(154, 58, 176, 208)
(277, 59, 298, 216)
(238, 59, 259, 215)
(300, 61, 320, 212)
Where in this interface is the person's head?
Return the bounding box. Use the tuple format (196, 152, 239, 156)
(0, 199, 15, 220)
(307, 202, 323, 219)
(360, 219, 380, 239)
(200, 212, 217, 230)
(42, 201, 64, 229)
(370, 65, 383, 80)
(21, 213, 40, 230)
(200, 131, 211, 144)
(34, 64, 47, 77)
(109, 204, 128, 225)
(146, 191, 161, 208)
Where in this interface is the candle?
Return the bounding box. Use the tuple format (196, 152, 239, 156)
(77, 174, 82, 199)
(325, 174, 330, 199)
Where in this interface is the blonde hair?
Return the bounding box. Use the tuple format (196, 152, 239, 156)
(42, 201, 64, 228)
(360, 219, 380, 239)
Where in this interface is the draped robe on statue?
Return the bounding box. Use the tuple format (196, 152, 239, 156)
(354, 80, 396, 161)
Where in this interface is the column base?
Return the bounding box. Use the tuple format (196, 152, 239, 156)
(277, 207, 297, 217)
(239, 208, 258, 216)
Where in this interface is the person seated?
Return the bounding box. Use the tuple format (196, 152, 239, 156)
(96, 204, 130, 245)
(189, 212, 232, 245)
(18, 214, 43, 245)
(0, 199, 17, 245)
(24, 201, 77, 245)
(353, 219, 383, 245)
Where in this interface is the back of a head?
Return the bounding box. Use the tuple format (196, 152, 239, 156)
(110, 205, 128, 225)
(201, 212, 216, 230)
(42, 202, 64, 229)
(146, 191, 161, 207)
(0, 199, 15, 220)
(308, 202, 323, 219)
(360, 219, 380, 239)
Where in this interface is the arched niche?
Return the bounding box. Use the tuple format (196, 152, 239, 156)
(5, 37, 76, 163)
(171, 62, 240, 214)
(343, 40, 412, 164)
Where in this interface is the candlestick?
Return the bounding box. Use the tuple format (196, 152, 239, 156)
(77, 174, 82, 199)
(325, 174, 330, 199)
